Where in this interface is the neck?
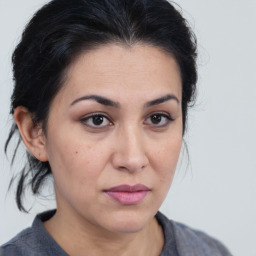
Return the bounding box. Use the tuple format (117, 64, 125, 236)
(44, 208, 164, 256)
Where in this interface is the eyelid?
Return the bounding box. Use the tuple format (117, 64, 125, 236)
(145, 111, 174, 120)
(80, 112, 113, 128)
(79, 111, 174, 130)
(144, 112, 174, 127)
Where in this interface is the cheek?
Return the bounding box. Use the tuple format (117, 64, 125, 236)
(50, 145, 102, 206)
(150, 134, 182, 186)
(153, 134, 182, 167)
(46, 136, 98, 188)
(71, 148, 103, 180)
(63, 146, 101, 178)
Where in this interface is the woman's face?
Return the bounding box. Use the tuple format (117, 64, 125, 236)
(43, 44, 183, 233)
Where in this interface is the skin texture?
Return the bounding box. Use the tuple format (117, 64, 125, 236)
(14, 44, 183, 256)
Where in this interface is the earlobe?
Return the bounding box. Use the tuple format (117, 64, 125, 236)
(14, 106, 48, 162)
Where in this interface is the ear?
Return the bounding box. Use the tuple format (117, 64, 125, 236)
(14, 106, 48, 162)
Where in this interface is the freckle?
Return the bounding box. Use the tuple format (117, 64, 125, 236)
(75, 151, 78, 154)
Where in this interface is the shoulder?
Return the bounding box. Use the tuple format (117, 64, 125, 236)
(0, 210, 67, 256)
(156, 212, 233, 256)
(0, 227, 37, 256)
(171, 221, 233, 256)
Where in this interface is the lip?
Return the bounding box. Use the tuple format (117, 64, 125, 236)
(104, 184, 150, 205)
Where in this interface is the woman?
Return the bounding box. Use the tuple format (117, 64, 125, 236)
(1, 0, 232, 255)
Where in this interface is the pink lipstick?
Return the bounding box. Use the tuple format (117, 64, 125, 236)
(104, 184, 150, 205)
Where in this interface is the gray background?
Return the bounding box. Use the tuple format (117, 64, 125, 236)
(0, 1, 255, 255)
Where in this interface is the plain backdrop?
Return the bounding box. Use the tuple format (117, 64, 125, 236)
(0, 1, 255, 255)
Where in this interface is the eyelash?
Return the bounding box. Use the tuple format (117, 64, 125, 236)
(144, 112, 174, 127)
(80, 113, 113, 129)
(80, 112, 174, 129)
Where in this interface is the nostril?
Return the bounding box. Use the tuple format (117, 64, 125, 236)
(115, 158, 148, 172)
(118, 166, 127, 171)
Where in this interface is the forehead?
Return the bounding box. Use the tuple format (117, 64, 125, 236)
(56, 43, 182, 105)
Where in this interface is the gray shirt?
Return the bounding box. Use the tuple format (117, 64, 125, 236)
(0, 210, 233, 256)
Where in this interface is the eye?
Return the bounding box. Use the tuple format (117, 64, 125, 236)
(80, 114, 113, 128)
(144, 113, 173, 127)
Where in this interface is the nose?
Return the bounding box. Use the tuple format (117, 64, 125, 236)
(111, 125, 149, 172)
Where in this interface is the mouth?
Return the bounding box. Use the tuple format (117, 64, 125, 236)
(103, 184, 150, 205)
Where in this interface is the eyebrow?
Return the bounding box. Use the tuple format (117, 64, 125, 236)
(143, 94, 179, 108)
(70, 93, 179, 108)
(70, 95, 120, 108)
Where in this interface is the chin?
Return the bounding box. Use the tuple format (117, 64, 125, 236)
(103, 208, 155, 234)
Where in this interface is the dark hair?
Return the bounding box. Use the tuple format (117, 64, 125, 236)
(5, 0, 197, 211)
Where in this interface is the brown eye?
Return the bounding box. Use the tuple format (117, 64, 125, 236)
(81, 114, 112, 128)
(144, 113, 173, 127)
(151, 114, 162, 124)
(92, 115, 104, 125)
